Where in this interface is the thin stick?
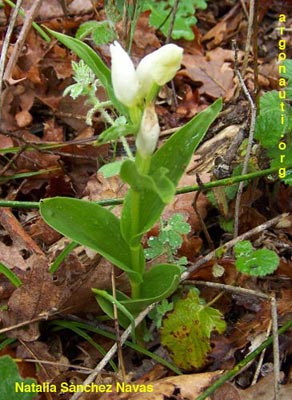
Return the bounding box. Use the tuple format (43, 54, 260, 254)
(251, 320, 272, 385)
(166, 0, 179, 43)
(232, 41, 257, 238)
(0, 0, 23, 126)
(240, 0, 255, 78)
(20, 358, 93, 374)
(271, 295, 280, 399)
(4, 0, 43, 81)
(70, 302, 158, 400)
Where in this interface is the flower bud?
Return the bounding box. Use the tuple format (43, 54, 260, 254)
(136, 104, 160, 157)
(136, 44, 183, 98)
(110, 41, 140, 107)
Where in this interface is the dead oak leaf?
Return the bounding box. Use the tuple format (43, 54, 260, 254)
(98, 371, 223, 400)
(0, 257, 65, 341)
(180, 52, 234, 99)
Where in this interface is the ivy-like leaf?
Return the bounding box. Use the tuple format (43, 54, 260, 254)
(234, 241, 279, 276)
(161, 290, 226, 370)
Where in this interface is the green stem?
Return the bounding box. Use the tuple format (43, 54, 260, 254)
(129, 152, 152, 299)
(130, 190, 142, 299)
(1, 164, 291, 209)
(121, 136, 134, 160)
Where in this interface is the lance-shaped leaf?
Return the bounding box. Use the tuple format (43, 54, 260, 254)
(121, 98, 222, 246)
(40, 197, 142, 283)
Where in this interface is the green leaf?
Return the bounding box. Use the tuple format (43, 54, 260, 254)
(45, 28, 127, 116)
(98, 160, 125, 178)
(0, 263, 22, 287)
(121, 264, 181, 314)
(92, 289, 136, 339)
(0, 355, 37, 400)
(235, 241, 279, 277)
(40, 197, 142, 283)
(121, 98, 222, 245)
(120, 160, 175, 203)
(76, 21, 99, 40)
(76, 20, 116, 45)
(160, 289, 226, 370)
(95, 264, 181, 326)
(92, 22, 116, 45)
(143, 0, 207, 40)
(97, 122, 134, 144)
(282, 168, 292, 185)
(255, 91, 292, 148)
(168, 213, 191, 234)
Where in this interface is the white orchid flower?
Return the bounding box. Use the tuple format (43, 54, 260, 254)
(110, 42, 183, 107)
(136, 44, 183, 99)
(136, 104, 160, 157)
(109, 41, 141, 107)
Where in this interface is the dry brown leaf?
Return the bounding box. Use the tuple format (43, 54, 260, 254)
(212, 382, 241, 400)
(0, 257, 65, 341)
(99, 371, 223, 400)
(181, 53, 234, 99)
(237, 374, 292, 400)
(202, 4, 244, 48)
(15, 110, 33, 128)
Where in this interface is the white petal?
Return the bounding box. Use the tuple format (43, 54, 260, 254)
(110, 41, 140, 107)
(136, 44, 183, 96)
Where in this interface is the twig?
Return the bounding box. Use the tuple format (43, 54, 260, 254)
(166, 0, 179, 43)
(251, 320, 272, 385)
(0, 0, 23, 127)
(181, 213, 288, 280)
(232, 41, 257, 238)
(4, 0, 43, 81)
(70, 302, 158, 400)
(239, 0, 249, 19)
(252, 0, 259, 101)
(240, 0, 255, 79)
(20, 358, 93, 374)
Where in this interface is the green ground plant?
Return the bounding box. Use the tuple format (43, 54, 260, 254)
(143, 0, 208, 40)
(39, 30, 222, 331)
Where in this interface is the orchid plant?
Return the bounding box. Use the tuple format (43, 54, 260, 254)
(40, 30, 222, 328)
